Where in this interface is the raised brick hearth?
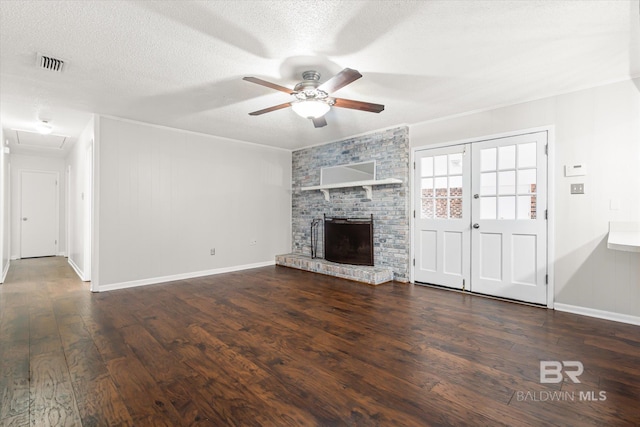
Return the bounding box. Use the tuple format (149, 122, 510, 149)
(275, 254, 394, 285)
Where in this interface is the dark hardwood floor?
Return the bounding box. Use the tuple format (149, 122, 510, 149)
(1, 257, 639, 426)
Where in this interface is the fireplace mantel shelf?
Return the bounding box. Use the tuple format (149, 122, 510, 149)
(301, 178, 403, 201)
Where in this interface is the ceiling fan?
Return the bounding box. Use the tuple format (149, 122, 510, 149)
(243, 68, 384, 128)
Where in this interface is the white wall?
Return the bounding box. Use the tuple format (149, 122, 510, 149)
(66, 117, 94, 280)
(0, 127, 9, 282)
(94, 116, 292, 290)
(411, 78, 640, 319)
(10, 153, 66, 259)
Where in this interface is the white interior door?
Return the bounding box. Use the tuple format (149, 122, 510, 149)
(414, 145, 470, 289)
(21, 171, 58, 258)
(413, 131, 548, 305)
(470, 132, 547, 304)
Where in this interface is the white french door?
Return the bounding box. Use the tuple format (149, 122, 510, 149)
(414, 145, 471, 289)
(471, 133, 547, 304)
(414, 131, 548, 305)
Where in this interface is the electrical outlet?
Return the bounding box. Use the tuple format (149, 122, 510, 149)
(249, 239, 257, 246)
(570, 183, 584, 194)
(210, 248, 215, 255)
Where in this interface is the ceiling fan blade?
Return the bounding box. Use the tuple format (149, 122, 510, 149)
(318, 68, 362, 93)
(333, 98, 385, 113)
(248, 102, 292, 115)
(312, 116, 327, 128)
(243, 77, 294, 94)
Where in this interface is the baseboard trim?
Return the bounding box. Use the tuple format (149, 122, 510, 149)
(1, 260, 9, 283)
(68, 258, 88, 282)
(554, 303, 640, 326)
(96, 260, 276, 292)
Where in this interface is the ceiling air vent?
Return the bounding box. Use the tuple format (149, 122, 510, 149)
(36, 53, 65, 72)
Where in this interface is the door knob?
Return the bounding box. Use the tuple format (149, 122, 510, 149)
(473, 223, 480, 229)
(474, 194, 479, 199)
(22, 217, 28, 221)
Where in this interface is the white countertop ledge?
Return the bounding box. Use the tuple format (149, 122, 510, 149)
(608, 222, 640, 252)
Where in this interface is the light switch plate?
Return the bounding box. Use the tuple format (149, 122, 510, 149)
(571, 183, 584, 194)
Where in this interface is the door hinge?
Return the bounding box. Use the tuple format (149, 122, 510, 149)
(462, 279, 466, 291)
(545, 274, 548, 285)
(545, 209, 548, 220)
(412, 259, 415, 266)
(413, 161, 416, 170)
(413, 210, 416, 218)
(545, 144, 548, 155)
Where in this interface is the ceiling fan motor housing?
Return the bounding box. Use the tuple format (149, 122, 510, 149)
(294, 71, 329, 102)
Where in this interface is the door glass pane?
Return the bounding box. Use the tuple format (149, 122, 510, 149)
(498, 171, 516, 195)
(421, 157, 434, 177)
(499, 145, 516, 170)
(530, 195, 537, 219)
(434, 155, 447, 175)
(449, 153, 463, 175)
(480, 197, 496, 219)
(517, 195, 537, 219)
(517, 169, 536, 194)
(449, 175, 463, 197)
(498, 196, 516, 219)
(518, 143, 537, 168)
(421, 198, 434, 219)
(450, 199, 462, 219)
(421, 178, 434, 197)
(481, 148, 497, 171)
(436, 198, 448, 219)
(435, 177, 447, 197)
(480, 172, 496, 196)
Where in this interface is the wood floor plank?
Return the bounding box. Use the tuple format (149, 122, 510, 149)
(104, 356, 182, 423)
(71, 375, 134, 427)
(0, 411, 29, 427)
(1, 258, 639, 426)
(118, 323, 198, 385)
(29, 380, 81, 427)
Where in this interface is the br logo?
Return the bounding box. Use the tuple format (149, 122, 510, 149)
(540, 361, 584, 383)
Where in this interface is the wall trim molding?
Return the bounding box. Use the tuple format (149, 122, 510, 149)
(96, 260, 276, 292)
(99, 115, 291, 153)
(68, 257, 88, 282)
(410, 76, 640, 129)
(1, 260, 9, 283)
(554, 303, 640, 326)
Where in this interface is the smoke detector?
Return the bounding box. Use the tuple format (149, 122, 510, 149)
(36, 52, 65, 72)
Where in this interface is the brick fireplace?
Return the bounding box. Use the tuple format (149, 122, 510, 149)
(280, 126, 410, 283)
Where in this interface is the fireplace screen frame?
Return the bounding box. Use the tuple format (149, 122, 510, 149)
(324, 214, 374, 266)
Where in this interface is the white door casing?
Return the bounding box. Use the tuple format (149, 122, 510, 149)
(21, 171, 58, 258)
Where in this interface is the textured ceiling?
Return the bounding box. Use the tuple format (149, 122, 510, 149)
(1, 0, 638, 153)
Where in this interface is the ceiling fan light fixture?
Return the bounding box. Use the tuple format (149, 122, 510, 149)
(291, 100, 330, 119)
